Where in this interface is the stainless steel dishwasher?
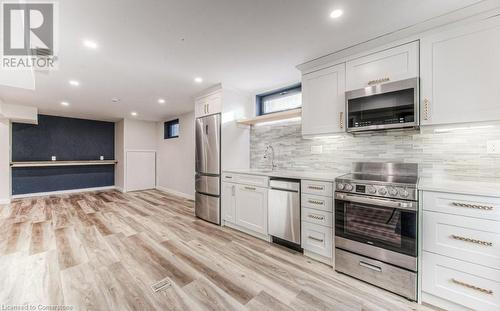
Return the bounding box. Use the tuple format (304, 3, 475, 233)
(268, 178, 301, 249)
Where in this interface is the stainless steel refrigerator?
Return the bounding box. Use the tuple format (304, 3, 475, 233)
(195, 114, 221, 225)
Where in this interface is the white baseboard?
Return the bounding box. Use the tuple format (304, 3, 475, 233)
(115, 186, 125, 193)
(0, 198, 11, 205)
(155, 186, 195, 200)
(11, 186, 117, 199)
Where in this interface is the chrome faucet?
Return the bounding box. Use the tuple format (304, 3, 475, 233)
(264, 144, 277, 170)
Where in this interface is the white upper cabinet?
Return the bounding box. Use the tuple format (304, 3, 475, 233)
(195, 90, 222, 118)
(346, 41, 419, 91)
(302, 63, 346, 137)
(421, 15, 500, 125)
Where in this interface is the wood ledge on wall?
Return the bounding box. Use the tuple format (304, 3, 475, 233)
(10, 160, 118, 168)
(236, 108, 301, 126)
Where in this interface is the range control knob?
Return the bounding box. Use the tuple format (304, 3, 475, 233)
(367, 186, 377, 194)
(399, 188, 410, 198)
(345, 184, 354, 192)
(336, 183, 345, 191)
(388, 187, 398, 196)
(378, 187, 388, 196)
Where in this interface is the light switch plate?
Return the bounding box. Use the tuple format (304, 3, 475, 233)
(487, 140, 500, 154)
(311, 145, 323, 154)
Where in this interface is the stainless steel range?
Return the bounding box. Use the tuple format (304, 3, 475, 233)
(334, 162, 418, 301)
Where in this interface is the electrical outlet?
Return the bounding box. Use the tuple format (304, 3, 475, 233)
(311, 145, 323, 154)
(487, 140, 500, 154)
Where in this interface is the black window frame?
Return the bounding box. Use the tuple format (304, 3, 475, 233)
(256, 83, 302, 116)
(164, 119, 179, 139)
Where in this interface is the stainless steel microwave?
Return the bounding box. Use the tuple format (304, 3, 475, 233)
(345, 77, 419, 133)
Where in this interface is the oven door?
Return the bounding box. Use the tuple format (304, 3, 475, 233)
(335, 192, 417, 260)
(346, 77, 419, 132)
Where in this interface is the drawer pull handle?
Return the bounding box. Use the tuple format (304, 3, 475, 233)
(308, 186, 325, 191)
(452, 202, 494, 211)
(308, 236, 324, 243)
(225, 176, 233, 179)
(450, 235, 493, 247)
(308, 214, 325, 221)
(359, 261, 382, 272)
(244, 186, 256, 191)
(308, 200, 324, 205)
(451, 279, 494, 295)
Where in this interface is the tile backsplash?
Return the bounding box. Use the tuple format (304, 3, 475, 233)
(250, 120, 500, 179)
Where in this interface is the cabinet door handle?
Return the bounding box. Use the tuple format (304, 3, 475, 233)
(244, 186, 256, 191)
(423, 98, 430, 121)
(339, 111, 344, 129)
(225, 176, 233, 179)
(359, 261, 382, 272)
(451, 279, 494, 295)
(452, 202, 494, 211)
(308, 214, 325, 220)
(308, 186, 325, 191)
(308, 200, 324, 206)
(367, 77, 390, 86)
(450, 235, 493, 247)
(232, 185, 235, 196)
(308, 236, 324, 243)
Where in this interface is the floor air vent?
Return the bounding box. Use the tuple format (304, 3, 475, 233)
(151, 278, 172, 293)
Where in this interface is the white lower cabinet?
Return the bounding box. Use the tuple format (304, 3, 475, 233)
(422, 190, 500, 311)
(422, 252, 500, 311)
(301, 180, 334, 266)
(302, 222, 333, 258)
(234, 184, 268, 235)
(221, 182, 236, 224)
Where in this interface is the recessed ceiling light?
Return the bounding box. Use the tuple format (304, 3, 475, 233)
(131, 111, 138, 117)
(194, 77, 203, 83)
(83, 39, 98, 49)
(158, 98, 166, 104)
(69, 80, 80, 86)
(111, 97, 120, 103)
(330, 9, 343, 19)
(61, 101, 70, 106)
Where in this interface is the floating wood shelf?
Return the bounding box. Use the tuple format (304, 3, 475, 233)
(10, 160, 118, 168)
(236, 108, 302, 126)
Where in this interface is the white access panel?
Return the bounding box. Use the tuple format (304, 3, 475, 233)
(125, 150, 156, 192)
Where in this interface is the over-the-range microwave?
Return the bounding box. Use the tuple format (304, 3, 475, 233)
(345, 77, 419, 133)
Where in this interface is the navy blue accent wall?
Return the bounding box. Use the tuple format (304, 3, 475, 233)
(12, 166, 115, 195)
(12, 115, 115, 195)
(12, 115, 114, 161)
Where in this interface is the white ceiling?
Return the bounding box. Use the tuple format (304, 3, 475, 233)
(0, 0, 484, 121)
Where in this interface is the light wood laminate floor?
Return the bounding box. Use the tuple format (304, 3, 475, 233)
(0, 190, 434, 310)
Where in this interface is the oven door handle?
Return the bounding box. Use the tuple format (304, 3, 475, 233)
(335, 193, 417, 211)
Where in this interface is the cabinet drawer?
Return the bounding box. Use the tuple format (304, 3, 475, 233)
(423, 191, 500, 221)
(302, 208, 333, 228)
(222, 173, 269, 188)
(301, 222, 332, 258)
(301, 193, 333, 212)
(301, 180, 333, 197)
(336, 248, 417, 301)
(422, 252, 500, 311)
(423, 211, 500, 270)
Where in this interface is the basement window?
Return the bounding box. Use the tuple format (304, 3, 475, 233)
(164, 119, 179, 139)
(256, 84, 302, 116)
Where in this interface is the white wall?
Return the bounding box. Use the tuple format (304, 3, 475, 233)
(0, 119, 10, 204)
(114, 120, 124, 191)
(156, 112, 195, 199)
(124, 119, 157, 150)
(115, 118, 158, 192)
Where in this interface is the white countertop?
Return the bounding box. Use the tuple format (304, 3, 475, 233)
(418, 177, 500, 198)
(223, 168, 346, 182)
